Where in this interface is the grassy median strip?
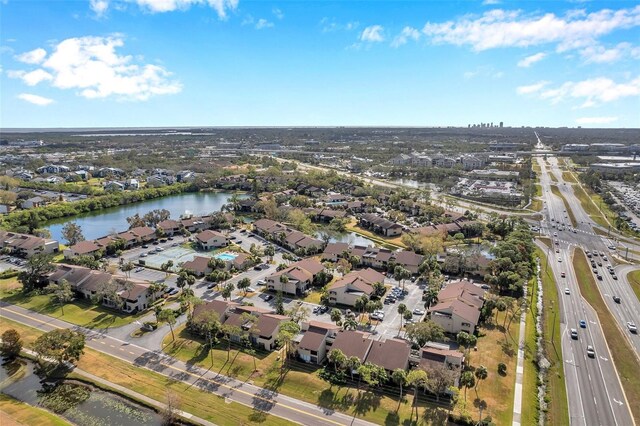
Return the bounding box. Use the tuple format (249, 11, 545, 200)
(549, 185, 577, 227)
(573, 249, 640, 423)
(0, 394, 72, 426)
(561, 172, 577, 183)
(625, 270, 640, 304)
(520, 275, 540, 425)
(0, 318, 294, 426)
(572, 184, 611, 229)
(536, 248, 570, 426)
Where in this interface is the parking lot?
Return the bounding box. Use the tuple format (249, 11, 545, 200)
(0, 256, 26, 272)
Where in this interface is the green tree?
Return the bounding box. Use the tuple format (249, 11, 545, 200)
(460, 371, 475, 401)
(392, 368, 407, 402)
(275, 290, 285, 315)
(457, 331, 478, 360)
(277, 321, 301, 366)
(342, 317, 358, 331)
(236, 277, 252, 296)
(406, 369, 428, 419)
(328, 348, 347, 372)
(45, 278, 74, 315)
(61, 222, 85, 246)
(33, 329, 85, 369)
(406, 320, 445, 347)
(189, 310, 221, 365)
(161, 260, 174, 278)
(330, 308, 342, 326)
(475, 365, 488, 395)
(221, 282, 234, 300)
(394, 265, 411, 292)
(157, 309, 177, 341)
(397, 303, 408, 335)
(18, 253, 54, 293)
(0, 329, 22, 360)
(264, 245, 275, 262)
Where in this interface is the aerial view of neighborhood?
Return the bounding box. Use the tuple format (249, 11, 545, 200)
(0, 1, 638, 426)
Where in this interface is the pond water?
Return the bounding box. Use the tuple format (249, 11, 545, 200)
(389, 178, 431, 189)
(46, 191, 244, 242)
(0, 358, 162, 426)
(316, 230, 376, 247)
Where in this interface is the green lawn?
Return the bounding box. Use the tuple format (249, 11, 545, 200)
(536, 248, 569, 426)
(161, 325, 449, 425)
(0, 394, 71, 426)
(572, 184, 612, 229)
(561, 171, 577, 183)
(573, 249, 640, 424)
(549, 185, 577, 227)
(0, 318, 293, 426)
(625, 270, 640, 303)
(0, 278, 144, 329)
(520, 275, 540, 425)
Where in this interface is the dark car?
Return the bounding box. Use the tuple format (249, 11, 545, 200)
(254, 265, 262, 271)
(167, 237, 174, 240)
(613, 295, 621, 303)
(160, 239, 167, 243)
(206, 282, 217, 289)
(152, 241, 159, 245)
(319, 305, 329, 314)
(142, 244, 149, 248)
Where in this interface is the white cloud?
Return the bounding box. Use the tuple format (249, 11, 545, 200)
(360, 25, 384, 42)
(16, 48, 47, 64)
(519, 76, 640, 107)
(422, 5, 640, 52)
(90, 0, 109, 17)
(575, 116, 618, 124)
(482, 0, 501, 5)
(17, 93, 54, 106)
(320, 18, 359, 33)
(516, 81, 549, 94)
(391, 26, 421, 48)
(517, 52, 546, 67)
(132, 0, 239, 19)
(255, 18, 274, 29)
(12, 35, 181, 101)
(579, 42, 640, 63)
(272, 7, 283, 20)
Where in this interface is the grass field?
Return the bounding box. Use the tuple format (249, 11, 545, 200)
(520, 275, 540, 425)
(625, 270, 640, 302)
(536, 248, 570, 426)
(345, 219, 406, 249)
(573, 249, 640, 423)
(549, 185, 577, 227)
(530, 199, 543, 212)
(0, 278, 143, 329)
(0, 394, 71, 426)
(572, 184, 612, 229)
(161, 325, 452, 425)
(549, 173, 558, 183)
(0, 318, 294, 426)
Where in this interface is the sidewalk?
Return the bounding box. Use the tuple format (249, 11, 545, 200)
(512, 280, 528, 426)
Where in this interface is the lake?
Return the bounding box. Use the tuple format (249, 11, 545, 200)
(0, 358, 162, 426)
(46, 191, 243, 242)
(316, 230, 376, 247)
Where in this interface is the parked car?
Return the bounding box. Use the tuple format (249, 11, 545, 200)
(207, 282, 217, 289)
(167, 288, 179, 296)
(142, 244, 149, 248)
(413, 308, 425, 316)
(319, 305, 329, 314)
(257, 279, 266, 286)
(264, 294, 273, 301)
(254, 265, 262, 271)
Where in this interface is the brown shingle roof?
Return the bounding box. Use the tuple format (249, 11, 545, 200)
(69, 240, 101, 255)
(330, 330, 372, 361)
(365, 339, 410, 371)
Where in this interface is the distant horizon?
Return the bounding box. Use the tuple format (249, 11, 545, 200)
(2, 125, 639, 133)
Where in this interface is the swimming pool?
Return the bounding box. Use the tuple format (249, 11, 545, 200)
(214, 252, 238, 261)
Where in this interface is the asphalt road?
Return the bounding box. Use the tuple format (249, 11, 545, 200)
(0, 302, 378, 426)
(536, 156, 634, 425)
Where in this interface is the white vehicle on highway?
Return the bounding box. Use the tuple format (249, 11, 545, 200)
(564, 288, 570, 295)
(628, 322, 638, 333)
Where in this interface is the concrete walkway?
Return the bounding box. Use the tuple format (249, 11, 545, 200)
(512, 282, 528, 426)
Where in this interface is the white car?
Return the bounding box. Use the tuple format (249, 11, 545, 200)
(564, 288, 570, 295)
(628, 322, 638, 333)
(558, 257, 562, 263)
(586, 345, 595, 358)
(413, 308, 425, 316)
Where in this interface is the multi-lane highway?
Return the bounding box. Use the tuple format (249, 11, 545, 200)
(536, 156, 634, 425)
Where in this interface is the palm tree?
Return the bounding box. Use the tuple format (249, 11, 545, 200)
(475, 365, 488, 395)
(330, 308, 342, 326)
(342, 317, 358, 331)
(392, 368, 407, 403)
(328, 348, 346, 373)
(406, 369, 428, 420)
(397, 303, 408, 335)
(423, 287, 438, 309)
(346, 356, 361, 381)
(354, 295, 369, 324)
(160, 260, 174, 278)
(460, 371, 475, 401)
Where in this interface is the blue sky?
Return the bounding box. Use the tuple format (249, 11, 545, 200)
(1, 0, 639, 128)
